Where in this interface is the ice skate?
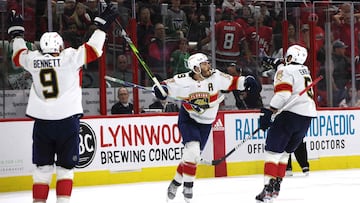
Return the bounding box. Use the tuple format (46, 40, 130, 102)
(167, 180, 180, 201)
(285, 168, 293, 177)
(302, 167, 310, 176)
(183, 186, 193, 203)
(272, 177, 282, 198)
(255, 179, 275, 203)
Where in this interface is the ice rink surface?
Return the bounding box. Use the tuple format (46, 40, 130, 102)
(1, 168, 359, 203)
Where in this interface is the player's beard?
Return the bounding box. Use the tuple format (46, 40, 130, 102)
(201, 68, 212, 78)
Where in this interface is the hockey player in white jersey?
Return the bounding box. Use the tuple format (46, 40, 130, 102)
(255, 45, 317, 203)
(8, 6, 117, 203)
(152, 53, 260, 202)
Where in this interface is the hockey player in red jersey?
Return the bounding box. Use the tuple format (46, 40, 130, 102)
(153, 53, 260, 202)
(255, 45, 317, 203)
(8, 5, 118, 203)
(202, 10, 249, 71)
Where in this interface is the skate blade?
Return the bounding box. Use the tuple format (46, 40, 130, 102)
(166, 193, 175, 202)
(184, 197, 191, 203)
(264, 198, 273, 203)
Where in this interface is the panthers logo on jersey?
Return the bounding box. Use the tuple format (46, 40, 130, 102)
(275, 70, 284, 83)
(188, 92, 210, 113)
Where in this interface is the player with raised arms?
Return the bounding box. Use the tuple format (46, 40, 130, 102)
(256, 44, 317, 203)
(152, 52, 260, 202)
(8, 5, 118, 203)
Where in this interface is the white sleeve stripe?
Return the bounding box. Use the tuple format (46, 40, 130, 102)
(7, 26, 25, 34)
(94, 17, 106, 25)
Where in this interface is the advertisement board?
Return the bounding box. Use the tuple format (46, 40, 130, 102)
(1, 109, 360, 191)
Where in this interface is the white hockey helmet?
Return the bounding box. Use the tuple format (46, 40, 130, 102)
(285, 44, 308, 65)
(40, 32, 64, 54)
(186, 53, 209, 73)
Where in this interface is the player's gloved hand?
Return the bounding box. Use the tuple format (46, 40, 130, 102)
(259, 108, 273, 131)
(153, 85, 168, 100)
(94, 4, 119, 32)
(244, 75, 260, 94)
(7, 10, 24, 38)
(262, 56, 283, 71)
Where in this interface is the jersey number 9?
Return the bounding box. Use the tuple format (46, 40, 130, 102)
(40, 68, 59, 99)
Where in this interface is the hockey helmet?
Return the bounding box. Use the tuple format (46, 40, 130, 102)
(186, 53, 208, 73)
(285, 45, 308, 65)
(40, 32, 64, 54)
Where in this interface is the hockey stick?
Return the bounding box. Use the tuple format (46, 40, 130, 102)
(200, 75, 323, 166)
(115, 23, 166, 97)
(102, 0, 166, 97)
(105, 75, 225, 109)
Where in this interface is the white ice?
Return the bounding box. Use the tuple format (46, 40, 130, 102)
(1, 169, 359, 203)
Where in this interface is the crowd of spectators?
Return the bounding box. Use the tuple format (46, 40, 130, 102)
(2, 0, 360, 107)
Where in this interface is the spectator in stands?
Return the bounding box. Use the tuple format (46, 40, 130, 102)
(235, 5, 253, 30)
(62, 22, 82, 48)
(111, 87, 134, 114)
(109, 54, 133, 86)
(137, 6, 154, 57)
(137, 6, 154, 85)
(63, 0, 77, 23)
(245, 13, 273, 59)
(115, 0, 131, 29)
(299, 14, 325, 56)
(187, 11, 209, 51)
(288, 23, 297, 45)
(170, 37, 190, 75)
(149, 99, 179, 112)
(317, 40, 351, 107)
(68, 2, 92, 36)
(138, 0, 162, 25)
(146, 23, 174, 82)
(165, 0, 189, 39)
(256, 1, 273, 27)
(332, 3, 360, 56)
(222, 0, 242, 14)
(332, 3, 360, 82)
(85, 0, 100, 21)
(339, 87, 360, 107)
(332, 40, 351, 107)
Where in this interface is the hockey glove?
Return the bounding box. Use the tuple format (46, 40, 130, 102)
(153, 85, 168, 100)
(7, 10, 24, 38)
(262, 56, 283, 71)
(259, 108, 273, 131)
(244, 75, 260, 94)
(94, 4, 119, 32)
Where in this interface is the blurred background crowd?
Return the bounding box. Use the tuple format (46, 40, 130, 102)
(1, 0, 360, 116)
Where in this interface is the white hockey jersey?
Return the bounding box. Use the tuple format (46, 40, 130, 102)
(12, 29, 106, 120)
(164, 69, 247, 124)
(270, 63, 317, 117)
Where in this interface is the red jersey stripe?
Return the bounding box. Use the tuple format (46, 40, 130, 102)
(274, 83, 292, 93)
(13, 48, 27, 67)
(84, 43, 100, 64)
